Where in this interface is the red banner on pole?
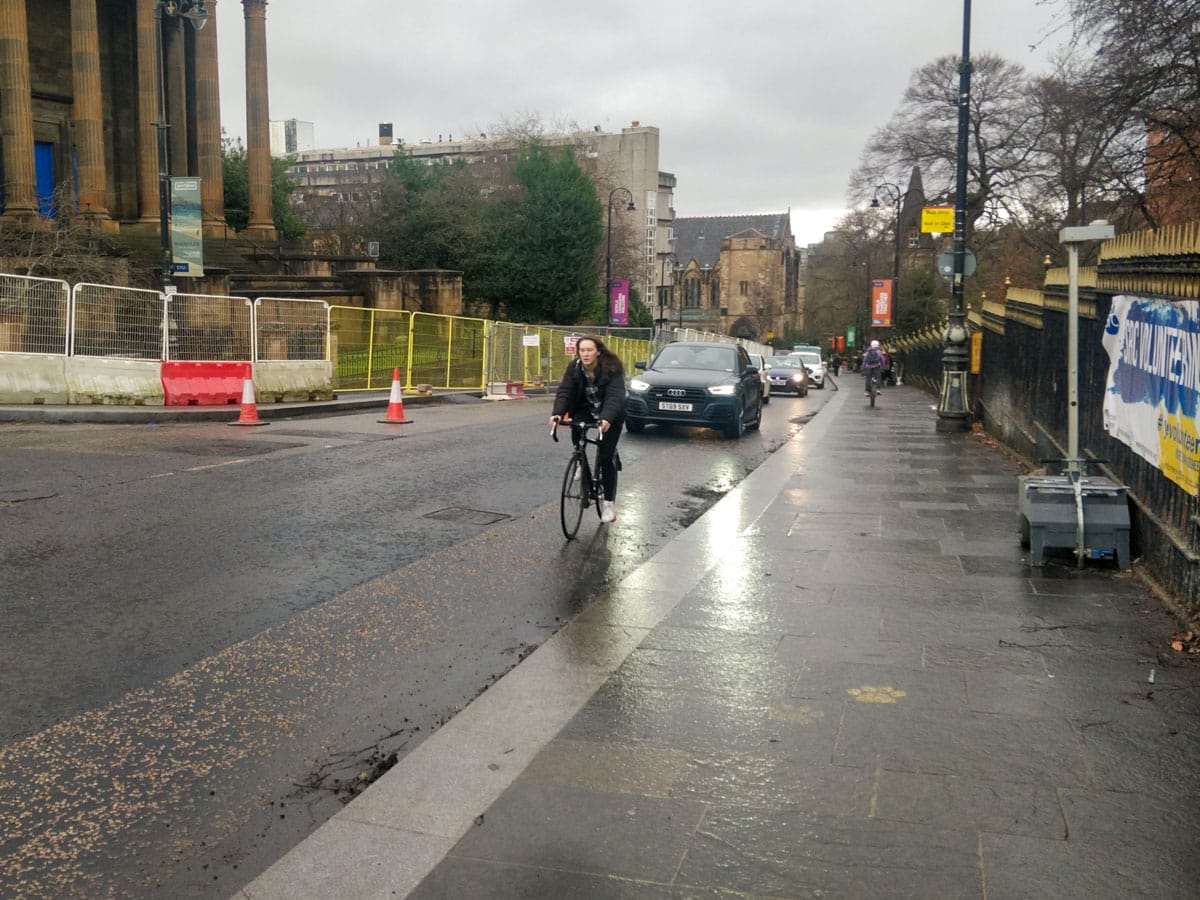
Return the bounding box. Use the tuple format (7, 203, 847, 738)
(871, 279, 893, 328)
(609, 279, 629, 325)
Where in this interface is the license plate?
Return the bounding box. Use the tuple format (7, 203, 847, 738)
(658, 401, 693, 412)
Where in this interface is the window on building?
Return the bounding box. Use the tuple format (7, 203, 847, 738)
(739, 281, 749, 296)
(710, 281, 720, 307)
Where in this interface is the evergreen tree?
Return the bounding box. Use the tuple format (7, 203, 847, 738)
(476, 144, 603, 324)
(221, 137, 305, 240)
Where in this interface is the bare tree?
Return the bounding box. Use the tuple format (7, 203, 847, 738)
(851, 53, 1045, 241)
(0, 185, 139, 286)
(1062, 0, 1200, 227)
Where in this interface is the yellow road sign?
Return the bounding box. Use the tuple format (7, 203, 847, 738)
(921, 206, 954, 233)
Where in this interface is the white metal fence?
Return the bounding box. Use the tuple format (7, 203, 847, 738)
(0, 274, 70, 355)
(72, 283, 166, 359)
(168, 294, 253, 362)
(254, 298, 330, 362)
(0, 274, 330, 364)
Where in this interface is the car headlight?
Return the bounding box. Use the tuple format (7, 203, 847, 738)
(628, 378, 650, 393)
(707, 384, 736, 396)
(790, 373, 805, 383)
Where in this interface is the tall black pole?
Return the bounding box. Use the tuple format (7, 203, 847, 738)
(891, 192, 902, 328)
(605, 187, 633, 314)
(154, 2, 173, 291)
(605, 198, 614, 298)
(937, 0, 972, 431)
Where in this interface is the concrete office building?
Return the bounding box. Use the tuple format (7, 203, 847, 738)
(287, 121, 677, 313)
(270, 118, 315, 157)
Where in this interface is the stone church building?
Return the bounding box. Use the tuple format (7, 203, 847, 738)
(0, 0, 275, 240)
(667, 212, 803, 342)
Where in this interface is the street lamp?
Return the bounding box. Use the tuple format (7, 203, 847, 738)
(937, 0, 973, 432)
(606, 187, 635, 308)
(673, 261, 684, 330)
(154, 0, 209, 291)
(657, 255, 669, 334)
(870, 182, 902, 328)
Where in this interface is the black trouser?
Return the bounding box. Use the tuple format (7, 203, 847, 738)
(572, 418, 623, 501)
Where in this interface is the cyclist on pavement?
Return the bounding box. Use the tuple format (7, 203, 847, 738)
(549, 336, 627, 523)
(861, 339, 887, 398)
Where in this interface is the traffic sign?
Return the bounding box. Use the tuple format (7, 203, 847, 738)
(937, 248, 976, 279)
(921, 206, 954, 233)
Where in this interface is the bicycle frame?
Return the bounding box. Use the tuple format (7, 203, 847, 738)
(552, 421, 605, 539)
(866, 370, 880, 407)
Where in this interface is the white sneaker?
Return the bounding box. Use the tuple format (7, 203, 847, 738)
(600, 500, 617, 523)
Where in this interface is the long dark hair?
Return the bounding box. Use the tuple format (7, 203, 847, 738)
(578, 335, 625, 376)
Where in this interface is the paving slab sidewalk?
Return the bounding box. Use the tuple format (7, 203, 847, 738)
(237, 384, 1200, 900)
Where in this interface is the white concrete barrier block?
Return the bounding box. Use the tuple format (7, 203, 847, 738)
(0, 354, 69, 404)
(254, 360, 334, 402)
(65, 357, 164, 405)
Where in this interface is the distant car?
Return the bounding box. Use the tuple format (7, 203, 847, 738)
(763, 355, 809, 397)
(793, 351, 826, 389)
(626, 341, 763, 439)
(748, 353, 771, 405)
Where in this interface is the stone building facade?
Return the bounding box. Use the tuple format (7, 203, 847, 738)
(666, 213, 803, 342)
(0, 0, 275, 241)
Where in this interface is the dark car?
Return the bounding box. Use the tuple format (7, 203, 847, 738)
(625, 341, 763, 439)
(763, 355, 809, 397)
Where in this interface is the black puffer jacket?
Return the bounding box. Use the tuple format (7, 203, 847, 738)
(552, 359, 626, 424)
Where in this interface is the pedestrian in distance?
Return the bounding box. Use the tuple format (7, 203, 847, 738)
(861, 340, 887, 398)
(549, 336, 627, 523)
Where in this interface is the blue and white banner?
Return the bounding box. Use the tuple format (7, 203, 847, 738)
(1102, 294, 1200, 496)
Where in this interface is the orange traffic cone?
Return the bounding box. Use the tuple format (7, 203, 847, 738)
(229, 365, 269, 427)
(379, 367, 413, 424)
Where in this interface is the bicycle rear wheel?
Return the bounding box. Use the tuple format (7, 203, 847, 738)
(868, 375, 877, 407)
(560, 454, 586, 539)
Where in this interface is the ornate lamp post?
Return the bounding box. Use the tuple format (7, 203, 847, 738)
(870, 181, 902, 327)
(606, 187, 635, 308)
(153, 0, 209, 291)
(873, 183, 902, 303)
(937, 0, 973, 432)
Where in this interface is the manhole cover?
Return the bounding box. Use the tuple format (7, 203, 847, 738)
(162, 441, 305, 457)
(423, 507, 510, 526)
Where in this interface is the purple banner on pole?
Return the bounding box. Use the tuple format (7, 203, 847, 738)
(609, 279, 629, 325)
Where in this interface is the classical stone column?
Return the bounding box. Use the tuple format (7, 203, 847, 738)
(242, 0, 275, 240)
(70, 0, 115, 230)
(165, 15, 188, 176)
(135, 0, 160, 223)
(194, 0, 225, 234)
(0, 0, 39, 221)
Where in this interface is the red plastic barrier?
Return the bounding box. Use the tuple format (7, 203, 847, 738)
(161, 361, 247, 406)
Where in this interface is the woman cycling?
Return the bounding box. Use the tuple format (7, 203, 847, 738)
(549, 336, 626, 523)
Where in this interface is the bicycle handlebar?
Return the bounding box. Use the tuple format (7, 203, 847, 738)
(550, 418, 603, 443)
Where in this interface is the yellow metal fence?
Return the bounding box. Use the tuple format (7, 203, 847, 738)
(330, 307, 654, 393)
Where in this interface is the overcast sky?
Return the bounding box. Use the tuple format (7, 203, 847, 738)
(216, 0, 1067, 246)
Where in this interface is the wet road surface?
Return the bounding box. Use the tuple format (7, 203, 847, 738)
(0, 385, 835, 897)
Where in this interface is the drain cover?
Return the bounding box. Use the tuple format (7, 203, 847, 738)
(423, 507, 510, 526)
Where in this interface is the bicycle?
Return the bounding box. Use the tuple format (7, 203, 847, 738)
(865, 370, 880, 407)
(551, 420, 605, 539)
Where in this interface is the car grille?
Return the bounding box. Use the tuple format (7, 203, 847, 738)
(647, 386, 707, 401)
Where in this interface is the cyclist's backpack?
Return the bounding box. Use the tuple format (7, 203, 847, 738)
(863, 348, 883, 368)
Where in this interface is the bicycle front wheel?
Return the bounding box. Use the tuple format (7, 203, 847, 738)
(560, 454, 586, 539)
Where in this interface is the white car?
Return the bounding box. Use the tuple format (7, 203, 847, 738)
(793, 351, 825, 389)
